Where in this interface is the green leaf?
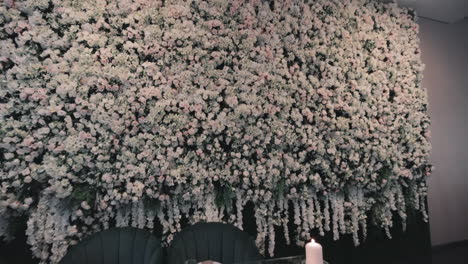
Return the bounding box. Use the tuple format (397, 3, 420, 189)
(215, 183, 233, 212)
(70, 184, 96, 208)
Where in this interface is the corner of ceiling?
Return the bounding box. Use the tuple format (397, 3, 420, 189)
(375, 0, 468, 24)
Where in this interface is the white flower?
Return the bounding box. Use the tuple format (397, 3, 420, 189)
(81, 202, 91, 210)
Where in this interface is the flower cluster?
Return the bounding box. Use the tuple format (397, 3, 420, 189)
(0, 0, 431, 262)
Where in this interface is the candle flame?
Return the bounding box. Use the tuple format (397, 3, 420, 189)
(311, 239, 315, 243)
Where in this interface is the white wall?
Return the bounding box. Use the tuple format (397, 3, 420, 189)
(419, 17, 468, 246)
(401, 0, 468, 23)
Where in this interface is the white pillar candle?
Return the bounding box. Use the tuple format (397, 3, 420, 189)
(305, 239, 323, 264)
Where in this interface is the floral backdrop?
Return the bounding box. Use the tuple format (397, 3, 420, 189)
(0, 0, 432, 262)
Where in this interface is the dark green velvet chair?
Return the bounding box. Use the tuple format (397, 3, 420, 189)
(59, 227, 163, 264)
(166, 222, 261, 264)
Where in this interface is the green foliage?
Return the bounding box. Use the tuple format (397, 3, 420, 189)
(215, 183, 233, 213)
(364, 40, 376, 52)
(70, 185, 96, 208)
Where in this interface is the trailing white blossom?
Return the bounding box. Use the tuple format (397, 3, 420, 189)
(25, 195, 77, 264)
(0, 0, 432, 262)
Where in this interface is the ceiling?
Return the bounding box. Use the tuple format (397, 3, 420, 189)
(376, 0, 468, 23)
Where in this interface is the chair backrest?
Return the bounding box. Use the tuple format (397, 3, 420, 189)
(166, 222, 261, 264)
(59, 227, 163, 264)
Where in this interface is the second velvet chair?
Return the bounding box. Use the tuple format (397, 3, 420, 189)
(166, 222, 262, 264)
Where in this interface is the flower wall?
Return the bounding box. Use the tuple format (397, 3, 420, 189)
(0, 0, 432, 262)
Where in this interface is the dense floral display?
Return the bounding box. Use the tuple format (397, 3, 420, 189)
(0, 0, 431, 262)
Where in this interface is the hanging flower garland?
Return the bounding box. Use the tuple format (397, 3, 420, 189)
(0, 0, 431, 262)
